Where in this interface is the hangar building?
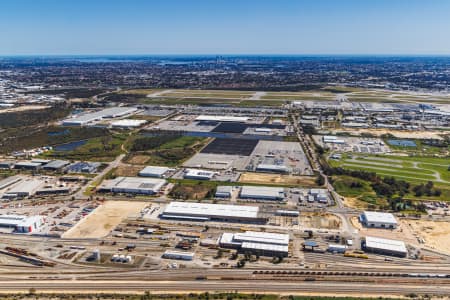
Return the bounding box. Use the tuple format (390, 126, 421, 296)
(363, 236, 407, 257)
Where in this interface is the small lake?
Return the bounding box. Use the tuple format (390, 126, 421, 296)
(53, 140, 87, 151)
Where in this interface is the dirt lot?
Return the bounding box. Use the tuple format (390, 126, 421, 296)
(343, 197, 370, 209)
(402, 219, 450, 255)
(332, 128, 445, 140)
(239, 172, 316, 186)
(0, 105, 49, 113)
(301, 212, 341, 229)
(63, 201, 148, 239)
(112, 164, 143, 177)
(126, 154, 151, 164)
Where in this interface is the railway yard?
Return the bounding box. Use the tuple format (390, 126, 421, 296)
(0, 86, 449, 297)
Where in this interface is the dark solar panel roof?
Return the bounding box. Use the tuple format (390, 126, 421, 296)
(201, 138, 258, 156)
(212, 122, 249, 133)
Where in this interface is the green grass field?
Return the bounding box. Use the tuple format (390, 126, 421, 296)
(329, 153, 450, 201)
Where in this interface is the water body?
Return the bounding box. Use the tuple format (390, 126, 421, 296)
(53, 140, 87, 151)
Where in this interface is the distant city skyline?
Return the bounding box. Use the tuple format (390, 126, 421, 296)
(1, 0, 450, 55)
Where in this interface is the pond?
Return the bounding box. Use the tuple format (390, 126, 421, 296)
(53, 140, 87, 151)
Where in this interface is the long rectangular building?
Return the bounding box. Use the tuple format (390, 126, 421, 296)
(0, 214, 45, 233)
(98, 176, 166, 195)
(219, 230, 289, 257)
(63, 107, 138, 126)
(360, 211, 398, 229)
(161, 202, 266, 223)
(239, 186, 285, 201)
(363, 236, 407, 257)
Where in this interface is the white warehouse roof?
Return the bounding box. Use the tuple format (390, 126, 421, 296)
(63, 107, 138, 125)
(240, 185, 285, 200)
(111, 119, 147, 128)
(363, 211, 397, 225)
(195, 115, 249, 122)
(233, 231, 289, 246)
(100, 177, 166, 194)
(163, 202, 259, 219)
(365, 236, 407, 254)
(139, 166, 171, 177)
(0, 214, 44, 228)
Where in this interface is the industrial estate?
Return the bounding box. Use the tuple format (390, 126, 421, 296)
(0, 55, 449, 298)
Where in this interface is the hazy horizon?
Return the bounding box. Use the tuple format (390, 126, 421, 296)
(2, 0, 450, 56)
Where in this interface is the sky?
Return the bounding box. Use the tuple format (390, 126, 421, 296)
(1, 0, 450, 55)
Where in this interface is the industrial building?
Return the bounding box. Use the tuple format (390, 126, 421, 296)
(239, 186, 285, 201)
(14, 161, 42, 170)
(215, 186, 233, 198)
(2, 178, 43, 198)
(62, 107, 138, 126)
(162, 250, 194, 261)
(183, 169, 216, 180)
(42, 160, 70, 171)
(255, 164, 289, 173)
(161, 202, 266, 223)
(0, 161, 14, 169)
(0, 176, 22, 190)
(360, 211, 398, 229)
(0, 214, 45, 233)
(139, 166, 172, 178)
(195, 115, 249, 123)
(67, 162, 101, 173)
(219, 231, 289, 257)
(363, 236, 407, 257)
(98, 177, 166, 195)
(323, 135, 345, 144)
(111, 119, 147, 128)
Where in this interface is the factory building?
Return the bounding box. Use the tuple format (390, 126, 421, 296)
(215, 186, 233, 198)
(14, 161, 42, 170)
(161, 202, 266, 224)
(323, 135, 345, 144)
(139, 166, 172, 178)
(255, 164, 289, 173)
(162, 250, 194, 261)
(183, 169, 216, 180)
(0, 214, 45, 233)
(0, 176, 22, 190)
(360, 211, 398, 229)
(0, 161, 14, 169)
(219, 231, 289, 257)
(42, 160, 70, 171)
(363, 236, 407, 257)
(2, 178, 43, 198)
(98, 177, 166, 195)
(195, 115, 249, 123)
(239, 186, 285, 201)
(111, 119, 147, 128)
(62, 107, 138, 126)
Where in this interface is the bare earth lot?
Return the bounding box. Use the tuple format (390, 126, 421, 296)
(63, 201, 147, 238)
(402, 219, 450, 255)
(239, 172, 316, 186)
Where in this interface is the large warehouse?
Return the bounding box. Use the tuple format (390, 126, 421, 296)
(161, 202, 266, 223)
(0, 214, 45, 233)
(239, 186, 285, 201)
(139, 166, 172, 178)
(2, 178, 43, 199)
(360, 211, 398, 229)
(363, 236, 407, 257)
(219, 231, 289, 257)
(98, 177, 166, 195)
(62, 107, 138, 126)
